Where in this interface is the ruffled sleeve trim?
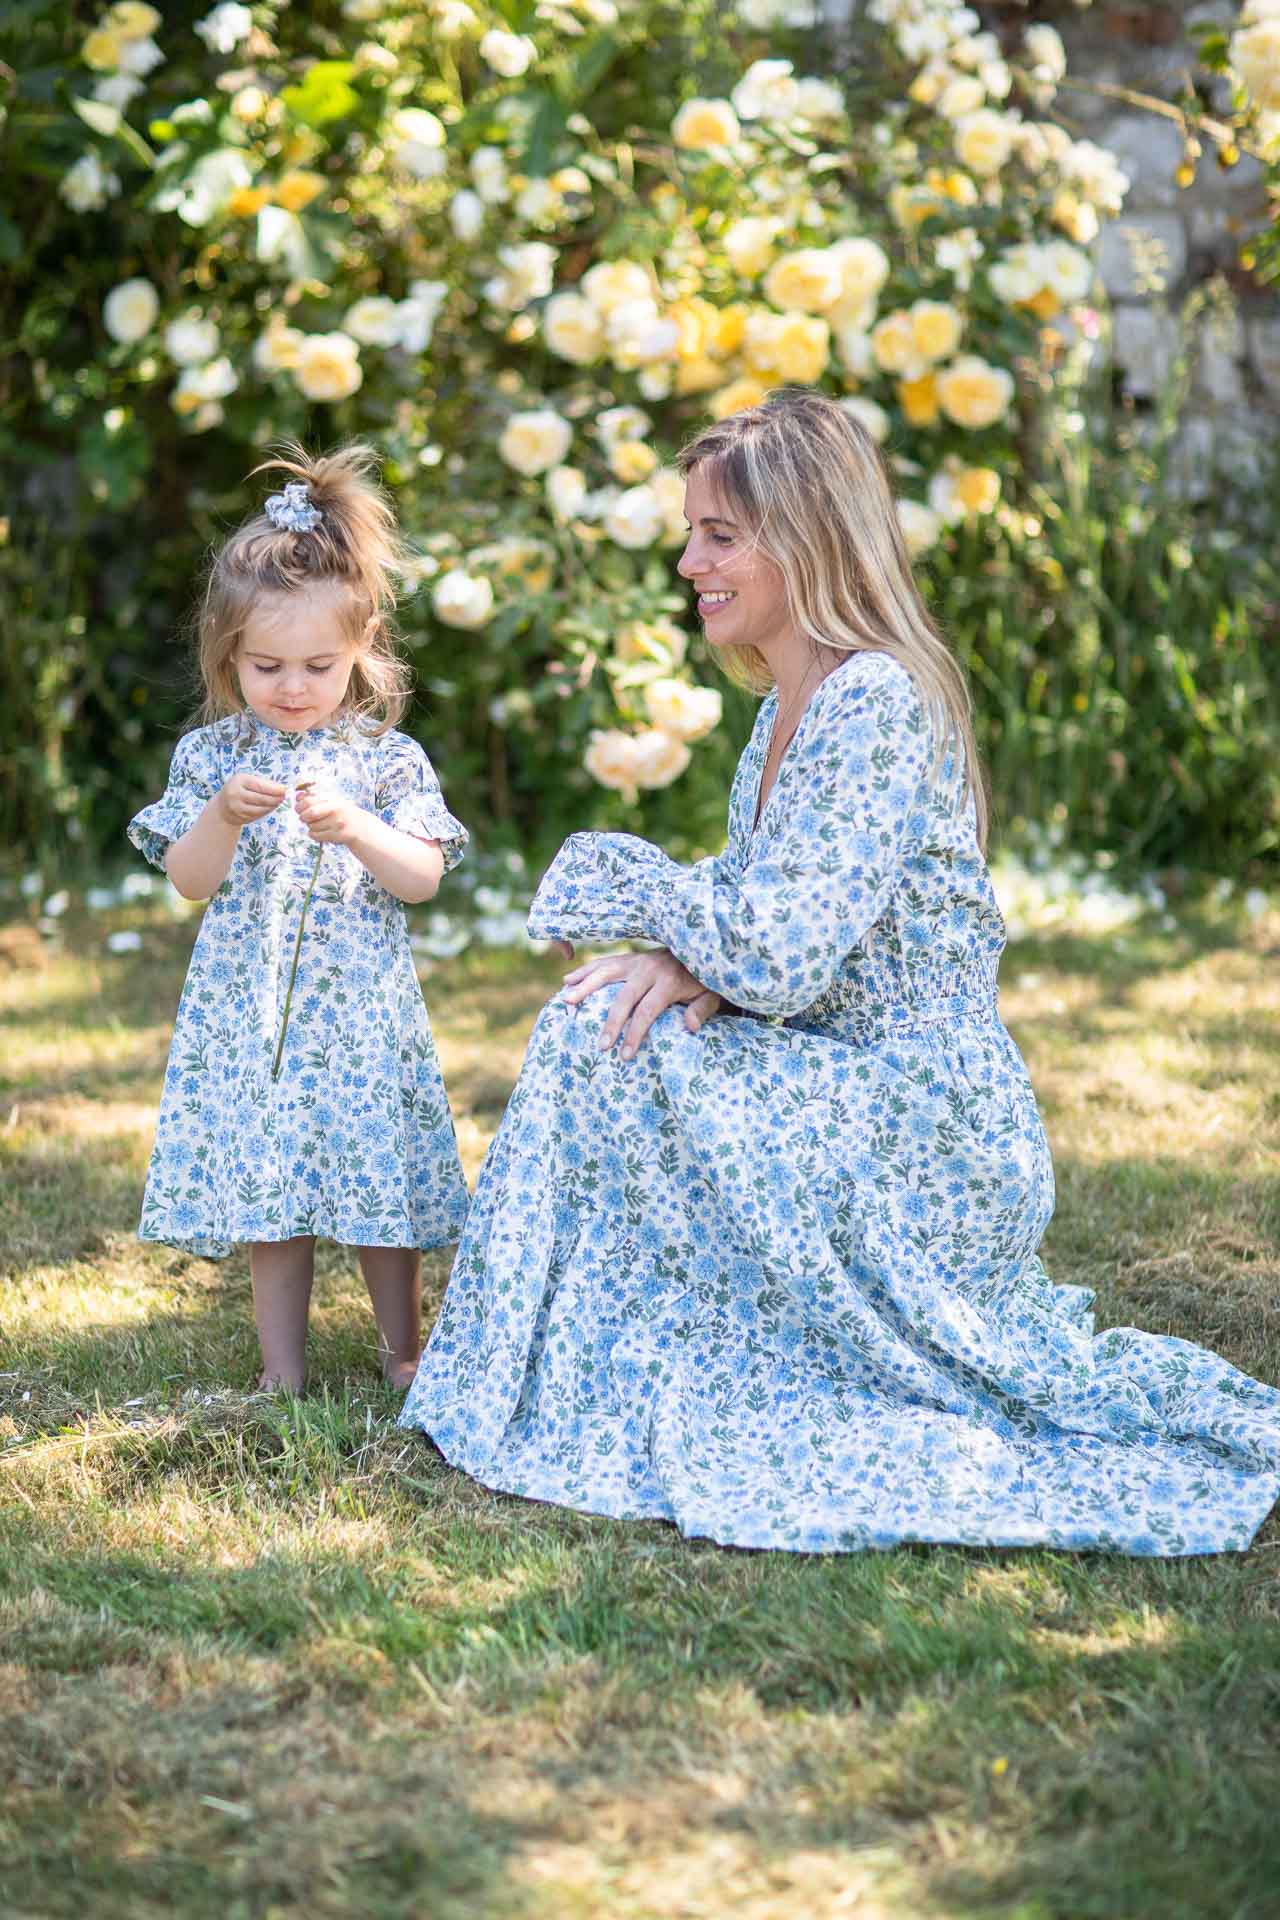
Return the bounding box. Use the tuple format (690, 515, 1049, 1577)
(127, 729, 218, 872)
(376, 732, 468, 875)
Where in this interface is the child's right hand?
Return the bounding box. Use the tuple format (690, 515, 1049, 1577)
(217, 774, 287, 826)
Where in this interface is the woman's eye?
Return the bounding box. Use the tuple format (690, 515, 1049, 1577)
(712, 534, 733, 548)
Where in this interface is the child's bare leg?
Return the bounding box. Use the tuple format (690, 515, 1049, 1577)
(356, 1246, 421, 1390)
(250, 1236, 316, 1390)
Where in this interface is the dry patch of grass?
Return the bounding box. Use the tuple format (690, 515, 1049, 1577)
(2, 905, 1279, 1918)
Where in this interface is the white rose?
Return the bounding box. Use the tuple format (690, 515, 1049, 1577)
(542, 291, 604, 365)
(605, 297, 679, 368)
(838, 395, 890, 443)
(604, 484, 665, 549)
(480, 28, 537, 76)
(116, 36, 163, 76)
(292, 332, 363, 402)
(433, 570, 494, 629)
(989, 242, 1048, 306)
(103, 277, 159, 344)
(937, 75, 985, 121)
(449, 188, 484, 242)
(392, 108, 446, 179)
(954, 107, 1016, 177)
(546, 464, 587, 521)
(345, 296, 403, 347)
(637, 365, 673, 401)
(499, 408, 573, 476)
(650, 469, 687, 546)
(172, 356, 238, 415)
(897, 499, 942, 557)
(164, 313, 220, 365)
(484, 241, 557, 312)
(1024, 24, 1067, 85)
(644, 678, 722, 742)
(93, 73, 144, 111)
(195, 3, 254, 53)
(253, 319, 304, 373)
(470, 145, 510, 205)
(61, 152, 120, 212)
(731, 58, 799, 123)
(172, 147, 253, 225)
(1042, 239, 1093, 304)
(581, 260, 652, 316)
(596, 405, 651, 448)
(738, 0, 817, 22)
(723, 216, 777, 278)
(397, 279, 447, 352)
(793, 77, 844, 123)
(434, 0, 478, 34)
(835, 325, 874, 379)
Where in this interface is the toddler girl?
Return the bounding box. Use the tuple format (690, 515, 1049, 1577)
(128, 444, 469, 1391)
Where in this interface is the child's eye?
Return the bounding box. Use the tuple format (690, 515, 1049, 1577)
(255, 663, 280, 675)
(307, 665, 331, 675)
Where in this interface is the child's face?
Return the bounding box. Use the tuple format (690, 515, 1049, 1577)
(236, 587, 358, 732)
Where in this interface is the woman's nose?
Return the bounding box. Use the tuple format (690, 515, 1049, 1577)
(676, 540, 699, 579)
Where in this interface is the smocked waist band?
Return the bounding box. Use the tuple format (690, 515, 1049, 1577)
(782, 984, 1001, 1043)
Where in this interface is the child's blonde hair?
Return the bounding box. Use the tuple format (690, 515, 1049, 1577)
(677, 388, 987, 846)
(197, 441, 412, 734)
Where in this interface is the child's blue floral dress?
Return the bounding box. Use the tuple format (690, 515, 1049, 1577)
(401, 652, 1280, 1556)
(129, 714, 470, 1258)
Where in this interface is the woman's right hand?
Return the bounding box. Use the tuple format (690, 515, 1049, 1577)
(562, 948, 723, 1059)
(217, 774, 287, 827)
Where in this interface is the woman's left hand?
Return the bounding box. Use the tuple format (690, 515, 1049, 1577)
(562, 948, 723, 1058)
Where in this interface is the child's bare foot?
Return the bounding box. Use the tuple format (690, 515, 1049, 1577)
(256, 1369, 306, 1392)
(382, 1355, 420, 1392)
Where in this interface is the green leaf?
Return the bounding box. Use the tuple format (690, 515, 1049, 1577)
(568, 31, 621, 104)
(281, 61, 360, 129)
(523, 89, 568, 176)
(0, 214, 20, 265)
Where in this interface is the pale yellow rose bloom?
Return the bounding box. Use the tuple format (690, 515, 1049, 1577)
(897, 372, 940, 427)
(610, 440, 660, 483)
(937, 75, 985, 120)
(644, 678, 723, 742)
(1042, 238, 1093, 304)
(542, 291, 605, 365)
(672, 98, 741, 150)
(828, 236, 890, 313)
(273, 170, 326, 212)
(675, 354, 725, 396)
(955, 466, 1001, 514)
(500, 409, 573, 476)
(581, 259, 652, 315)
(103, 276, 159, 343)
(650, 468, 689, 545)
(1232, 20, 1280, 109)
(709, 376, 771, 421)
(710, 305, 748, 357)
(898, 499, 943, 557)
(763, 248, 844, 314)
(584, 728, 645, 802)
(745, 311, 829, 383)
(470, 537, 555, 593)
(838, 395, 890, 443)
(723, 216, 776, 278)
(614, 617, 687, 666)
(293, 332, 363, 401)
(546, 465, 588, 523)
(1051, 190, 1098, 246)
(433, 570, 494, 630)
(870, 310, 921, 376)
(936, 355, 1015, 429)
(253, 319, 305, 372)
(108, 1, 161, 31)
(631, 727, 692, 790)
(954, 109, 1016, 177)
(83, 26, 128, 69)
(910, 299, 964, 363)
(668, 297, 716, 358)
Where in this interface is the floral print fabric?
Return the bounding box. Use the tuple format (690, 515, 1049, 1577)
(401, 653, 1280, 1554)
(129, 716, 470, 1258)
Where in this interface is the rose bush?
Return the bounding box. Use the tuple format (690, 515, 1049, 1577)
(2, 0, 1277, 875)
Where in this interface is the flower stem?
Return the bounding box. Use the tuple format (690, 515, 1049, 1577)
(272, 846, 323, 1083)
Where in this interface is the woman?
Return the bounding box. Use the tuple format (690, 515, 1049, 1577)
(401, 390, 1280, 1555)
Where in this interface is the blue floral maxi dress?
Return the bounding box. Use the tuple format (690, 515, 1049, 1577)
(128, 716, 470, 1258)
(400, 653, 1280, 1554)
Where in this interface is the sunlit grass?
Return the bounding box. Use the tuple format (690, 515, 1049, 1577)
(2, 903, 1279, 1918)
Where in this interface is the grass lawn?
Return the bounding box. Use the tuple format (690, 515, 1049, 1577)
(2, 902, 1278, 1920)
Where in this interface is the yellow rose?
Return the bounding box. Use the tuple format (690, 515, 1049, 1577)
(954, 109, 1016, 178)
(499, 408, 573, 476)
(610, 440, 660, 482)
(710, 305, 747, 356)
(580, 259, 652, 315)
(763, 248, 844, 314)
(82, 26, 127, 69)
(614, 617, 687, 666)
(471, 537, 555, 593)
(1232, 20, 1280, 109)
(631, 727, 691, 790)
(910, 299, 963, 363)
(1051, 190, 1099, 247)
(668, 297, 716, 358)
(723, 216, 776, 278)
(1024, 287, 1061, 321)
(107, 3, 161, 33)
(253, 319, 305, 372)
(898, 499, 943, 557)
(897, 373, 940, 427)
(870, 310, 920, 376)
(292, 332, 363, 402)
(828, 236, 890, 314)
(227, 186, 272, 217)
(542, 291, 605, 365)
(709, 375, 770, 420)
(650, 468, 688, 545)
(546, 464, 587, 522)
(745, 312, 829, 383)
(938, 75, 985, 120)
(672, 98, 741, 150)
(955, 466, 1001, 514)
(584, 728, 645, 802)
(644, 678, 723, 742)
(674, 354, 725, 396)
(273, 170, 326, 212)
(936, 355, 1015, 429)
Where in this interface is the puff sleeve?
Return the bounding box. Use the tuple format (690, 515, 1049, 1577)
(376, 731, 468, 874)
(127, 729, 220, 871)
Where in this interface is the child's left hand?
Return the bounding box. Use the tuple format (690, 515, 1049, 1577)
(295, 781, 362, 846)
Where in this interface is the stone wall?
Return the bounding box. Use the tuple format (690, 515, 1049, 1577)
(829, 0, 1280, 494)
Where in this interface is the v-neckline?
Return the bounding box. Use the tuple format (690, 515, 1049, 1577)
(750, 662, 844, 836)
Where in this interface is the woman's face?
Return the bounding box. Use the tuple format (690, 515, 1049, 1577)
(677, 466, 795, 656)
(236, 586, 356, 731)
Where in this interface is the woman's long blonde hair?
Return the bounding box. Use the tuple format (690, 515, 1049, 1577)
(196, 441, 412, 733)
(677, 389, 987, 845)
